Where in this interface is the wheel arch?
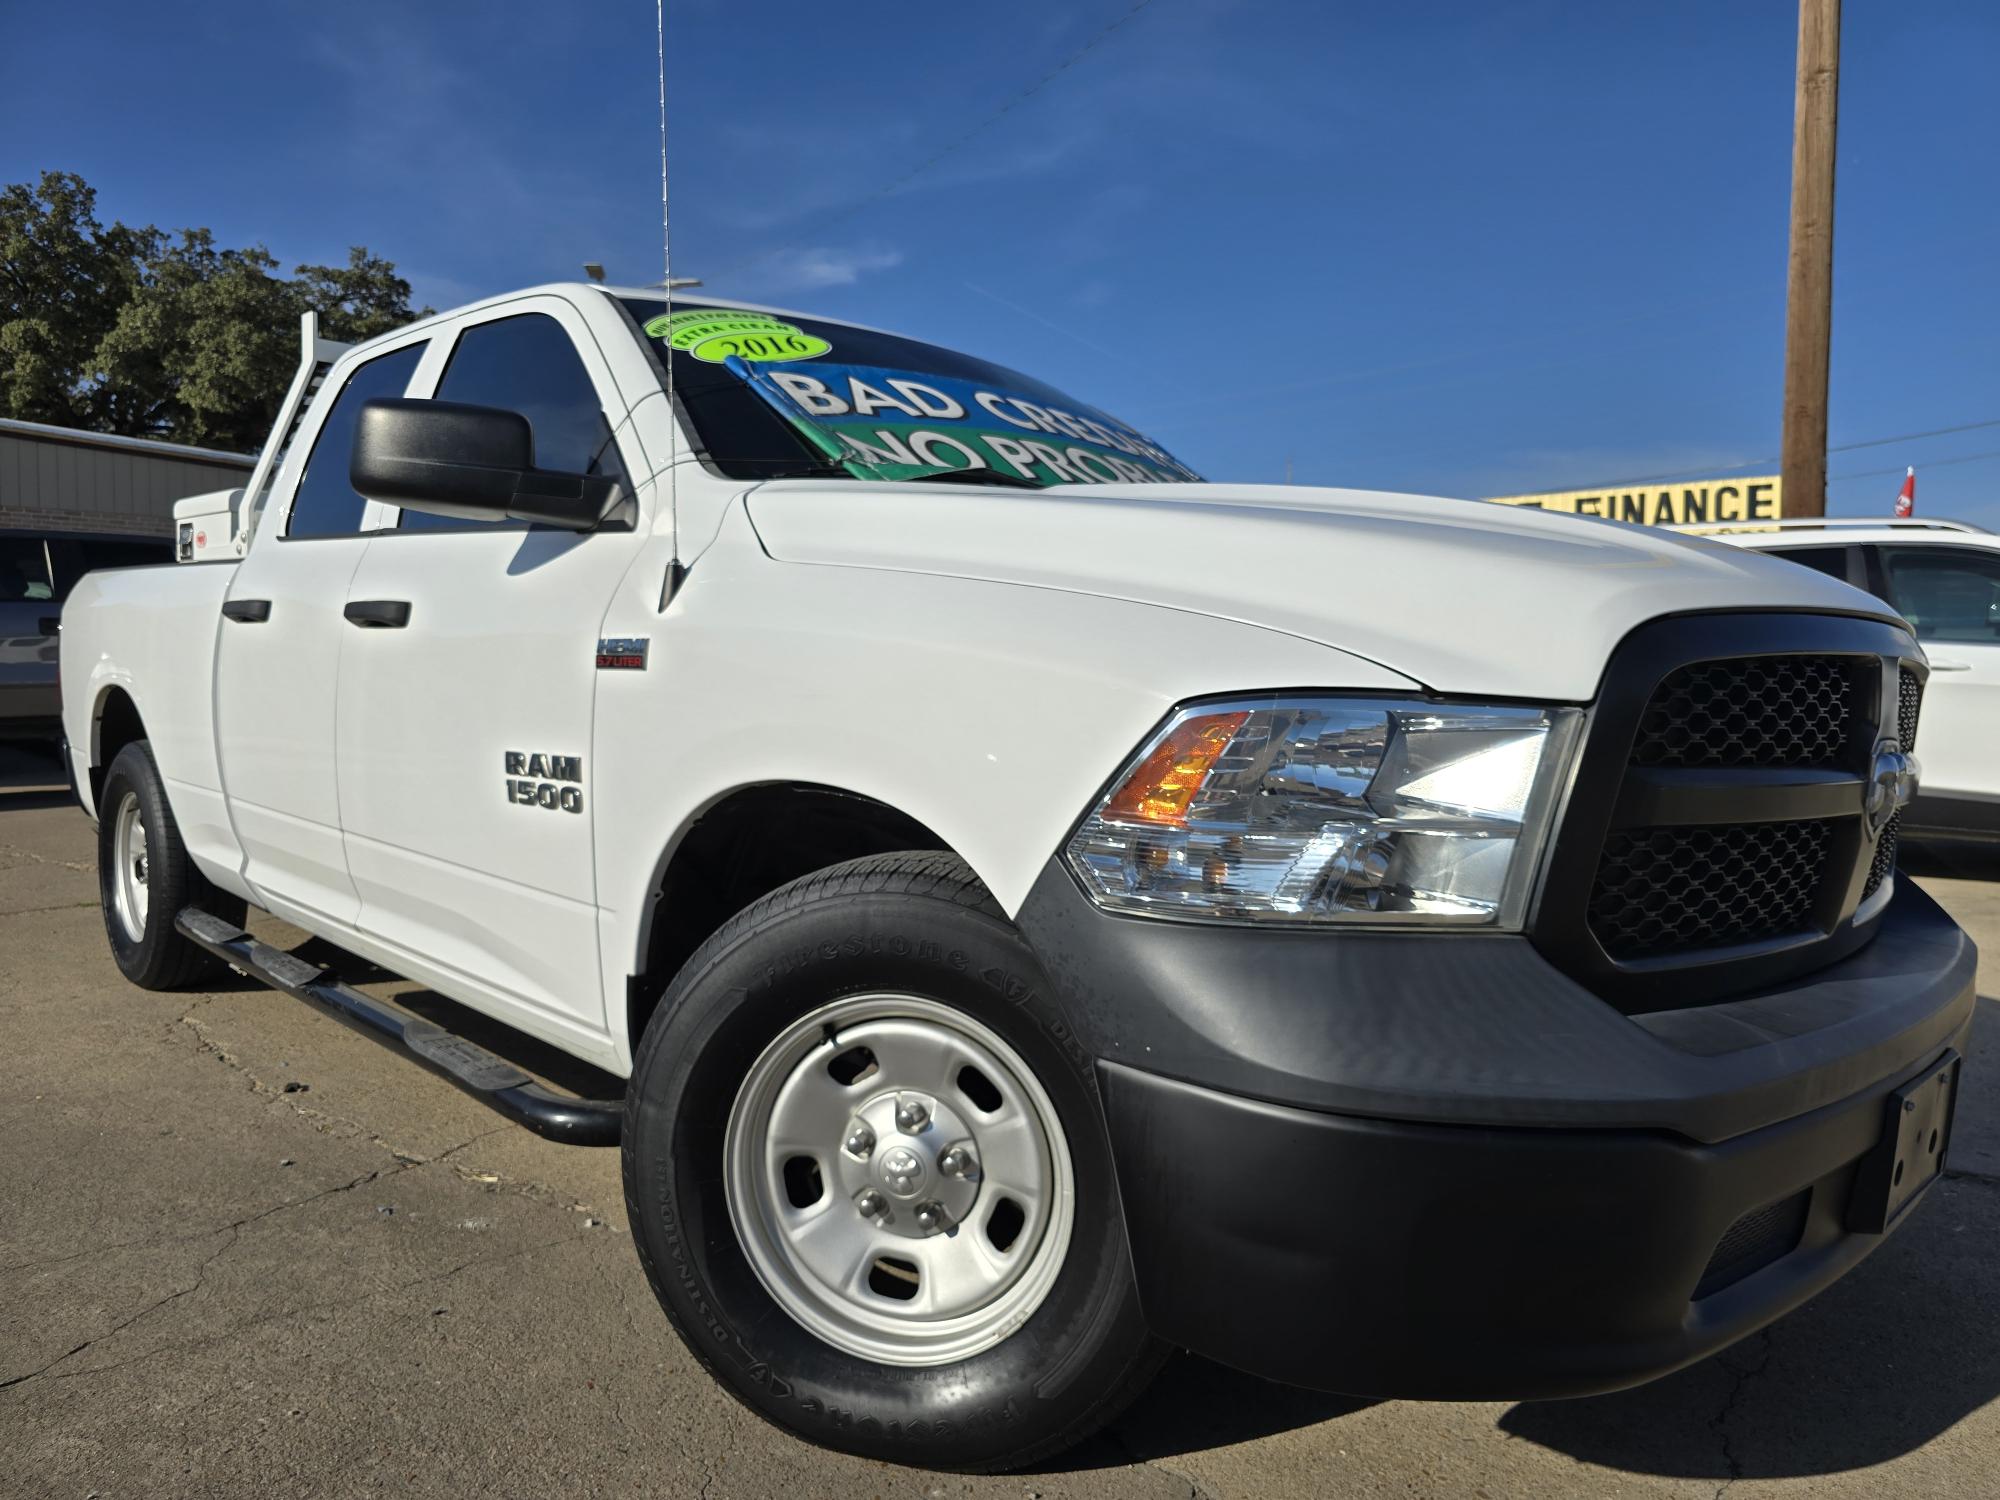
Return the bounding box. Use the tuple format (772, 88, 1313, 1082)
(623, 781, 959, 1055)
(88, 684, 148, 813)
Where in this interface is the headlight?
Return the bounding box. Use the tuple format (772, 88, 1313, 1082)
(1065, 697, 1582, 928)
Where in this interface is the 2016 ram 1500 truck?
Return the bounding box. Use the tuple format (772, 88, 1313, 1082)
(61, 285, 1973, 1472)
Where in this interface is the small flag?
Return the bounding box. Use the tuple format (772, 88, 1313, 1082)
(1894, 467, 1915, 518)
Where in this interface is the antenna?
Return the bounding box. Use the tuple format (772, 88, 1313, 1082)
(656, 0, 683, 606)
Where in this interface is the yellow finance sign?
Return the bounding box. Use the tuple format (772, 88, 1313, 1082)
(1486, 476, 1784, 527)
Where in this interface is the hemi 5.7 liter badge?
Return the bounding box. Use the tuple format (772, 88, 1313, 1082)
(597, 637, 649, 671)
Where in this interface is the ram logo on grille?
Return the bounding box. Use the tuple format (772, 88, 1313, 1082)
(1865, 742, 1919, 839)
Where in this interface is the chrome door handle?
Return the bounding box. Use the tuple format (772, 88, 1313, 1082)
(1928, 660, 1972, 672)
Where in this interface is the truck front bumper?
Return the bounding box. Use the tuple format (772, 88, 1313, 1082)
(1014, 867, 1977, 1399)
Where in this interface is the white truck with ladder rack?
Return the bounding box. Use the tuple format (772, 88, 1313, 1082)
(60, 285, 1974, 1470)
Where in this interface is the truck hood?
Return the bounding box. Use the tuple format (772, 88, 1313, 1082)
(744, 480, 1901, 700)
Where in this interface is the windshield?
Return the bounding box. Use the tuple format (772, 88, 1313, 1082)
(619, 298, 1200, 489)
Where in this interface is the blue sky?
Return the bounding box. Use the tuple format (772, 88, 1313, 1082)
(7, 0, 1998, 522)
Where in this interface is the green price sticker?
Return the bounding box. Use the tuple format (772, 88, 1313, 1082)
(642, 309, 831, 364)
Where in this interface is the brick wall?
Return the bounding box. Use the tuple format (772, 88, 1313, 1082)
(0, 506, 173, 538)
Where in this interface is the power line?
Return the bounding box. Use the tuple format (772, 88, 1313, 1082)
(1830, 416, 2000, 455)
(1829, 447, 2000, 484)
(1597, 416, 2000, 488)
(720, 0, 1165, 280)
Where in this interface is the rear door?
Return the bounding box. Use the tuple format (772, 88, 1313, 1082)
(214, 334, 429, 927)
(334, 297, 652, 1038)
(1870, 542, 2000, 803)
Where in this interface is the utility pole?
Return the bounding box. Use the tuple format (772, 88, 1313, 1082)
(1780, 0, 1840, 517)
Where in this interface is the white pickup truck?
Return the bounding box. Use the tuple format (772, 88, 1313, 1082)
(61, 284, 1975, 1471)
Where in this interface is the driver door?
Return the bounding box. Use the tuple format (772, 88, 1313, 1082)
(334, 296, 652, 1045)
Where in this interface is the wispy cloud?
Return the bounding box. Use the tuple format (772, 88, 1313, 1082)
(964, 280, 1138, 368)
(755, 245, 905, 294)
(307, 21, 620, 286)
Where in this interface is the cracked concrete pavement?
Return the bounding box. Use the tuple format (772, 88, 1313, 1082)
(4, 742, 1999, 1498)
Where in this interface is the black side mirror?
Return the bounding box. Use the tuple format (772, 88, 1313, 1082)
(350, 398, 623, 531)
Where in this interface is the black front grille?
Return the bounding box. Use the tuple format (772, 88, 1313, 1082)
(1536, 616, 1922, 1010)
(1633, 655, 1859, 769)
(1695, 1190, 1811, 1299)
(1591, 822, 1830, 960)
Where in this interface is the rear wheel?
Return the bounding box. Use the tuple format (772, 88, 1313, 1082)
(97, 741, 244, 989)
(623, 852, 1164, 1471)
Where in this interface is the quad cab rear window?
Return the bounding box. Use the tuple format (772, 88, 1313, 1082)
(620, 298, 1200, 489)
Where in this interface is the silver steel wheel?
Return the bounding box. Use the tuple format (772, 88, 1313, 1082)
(110, 790, 150, 943)
(724, 993, 1076, 1366)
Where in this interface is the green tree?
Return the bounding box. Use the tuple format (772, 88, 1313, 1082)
(1, 170, 433, 449)
(0, 171, 155, 428)
(295, 247, 432, 345)
(92, 231, 303, 450)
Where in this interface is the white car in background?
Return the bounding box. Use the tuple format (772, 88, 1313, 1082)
(1688, 517, 2000, 841)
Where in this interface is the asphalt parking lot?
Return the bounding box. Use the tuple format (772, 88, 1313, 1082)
(3, 740, 1998, 1499)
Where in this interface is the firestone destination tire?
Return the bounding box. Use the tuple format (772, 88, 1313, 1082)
(622, 851, 1165, 1471)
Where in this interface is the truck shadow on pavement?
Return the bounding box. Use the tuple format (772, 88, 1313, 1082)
(1902, 838, 2000, 882)
(1059, 1354, 1372, 1469)
(0, 786, 77, 812)
(0, 740, 73, 811)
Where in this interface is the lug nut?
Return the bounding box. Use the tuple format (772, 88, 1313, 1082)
(844, 1122, 875, 1157)
(939, 1145, 977, 1179)
(913, 1201, 952, 1234)
(855, 1189, 887, 1219)
(895, 1097, 930, 1132)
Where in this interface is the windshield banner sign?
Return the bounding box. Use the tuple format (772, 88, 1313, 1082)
(759, 362, 1199, 485)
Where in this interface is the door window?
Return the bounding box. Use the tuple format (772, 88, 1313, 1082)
(1760, 544, 1860, 589)
(0, 537, 53, 602)
(399, 312, 628, 532)
(283, 343, 427, 539)
(1878, 546, 2000, 643)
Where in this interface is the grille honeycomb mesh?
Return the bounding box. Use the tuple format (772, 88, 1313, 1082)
(1590, 822, 1830, 960)
(1633, 656, 1857, 769)
(1864, 814, 1901, 900)
(1695, 1190, 1811, 1299)
(1898, 665, 1924, 753)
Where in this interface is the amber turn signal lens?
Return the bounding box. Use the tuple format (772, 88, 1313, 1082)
(1101, 711, 1250, 825)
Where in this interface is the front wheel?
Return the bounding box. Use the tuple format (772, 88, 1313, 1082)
(622, 852, 1164, 1471)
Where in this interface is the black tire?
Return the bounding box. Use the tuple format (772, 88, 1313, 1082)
(623, 851, 1166, 1471)
(97, 740, 245, 989)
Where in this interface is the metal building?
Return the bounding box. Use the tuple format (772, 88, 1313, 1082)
(0, 418, 254, 537)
